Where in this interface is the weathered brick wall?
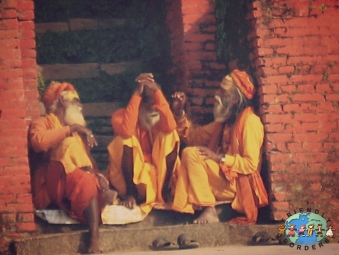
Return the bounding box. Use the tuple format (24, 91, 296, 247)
(166, 0, 227, 123)
(249, 0, 339, 224)
(166, 0, 339, 227)
(0, 0, 37, 251)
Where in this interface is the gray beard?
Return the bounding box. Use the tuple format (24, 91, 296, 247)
(138, 107, 160, 131)
(64, 104, 86, 127)
(213, 95, 233, 123)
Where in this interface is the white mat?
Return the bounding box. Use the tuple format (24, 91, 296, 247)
(35, 204, 147, 225)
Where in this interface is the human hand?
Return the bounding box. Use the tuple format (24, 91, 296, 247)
(134, 73, 159, 95)
(70, 124, 98, 148)
(196, 146, 223, 163)
(171, 92, 186, 117)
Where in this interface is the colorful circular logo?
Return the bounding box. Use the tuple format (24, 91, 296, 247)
(285, 212, 328, 245)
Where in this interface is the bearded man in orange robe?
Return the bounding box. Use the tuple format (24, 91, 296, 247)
(171, 69, 268, 225)
(29, 81, 117, 253)
(106, 73, 180, 215)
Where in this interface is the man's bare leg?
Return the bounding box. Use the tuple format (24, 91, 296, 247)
(193, 206, 220, 224)
(120, 145, 138, 209)
(84, 197, 101, 253)
(162, 143, 178, 203)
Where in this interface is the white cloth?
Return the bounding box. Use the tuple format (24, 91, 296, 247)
(35, 204, 147, 225)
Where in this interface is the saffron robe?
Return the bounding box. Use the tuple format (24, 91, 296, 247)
(172, 107, 268, 224)
(29, 113, 102, 222)
(107, 90, 180, 214)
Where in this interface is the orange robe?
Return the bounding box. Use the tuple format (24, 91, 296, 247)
(107, 90, 180, 213)
(172, 107, 268, 224)
(29, 113, 102, 222)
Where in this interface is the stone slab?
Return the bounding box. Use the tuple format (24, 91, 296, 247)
(69, 18, 126, 31)
(35, 22, 69, 34)
(101, 61, 142, 75)
(40, 63, 100, 80)
(83, 102, 123, 118)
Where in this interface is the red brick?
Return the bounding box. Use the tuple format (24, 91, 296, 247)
(278, 65, 295, 75)
(20, 49, 36, 58)
(267, 153, 293, 164)
(0, 9, 17, 19)
(17, 222, 36, 232)
(265, 123, 284, 133)
(286, 143, 303, 152)
(20, 39, 35, 49)
(273, 192, 292, 202)
(17, 213, 34, 222)
(292, 152, 328, 163)
(0, 49, 21, 59)
(0, 19, 18, 30)
(270, 163, 287, 172)
(183, 13, 215, 24)
(1, 213, 16, 224)
(292, 93, 324, 102)
(262, 113, 292, 124)
(17, 1, 34, 10)
(18, 10, 34, 21)
(271, 201, 290, 211)
(0, 30, 19, 40)
(18, 20, 35, 30)
(272, 211, 289, 221)
(6, 203, 33, 213)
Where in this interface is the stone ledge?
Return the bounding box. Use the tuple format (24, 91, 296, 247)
(39, 61, 142, 80)
(40, 63, 100, 80)
(35, 18, 126, 34)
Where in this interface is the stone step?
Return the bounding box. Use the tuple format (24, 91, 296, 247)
(39, 61, 142, 80)
(14, 206, 280, 255)
(35, 18, 126, 34)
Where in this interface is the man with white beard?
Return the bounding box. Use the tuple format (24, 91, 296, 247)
(106, 73, 180, 215)
(29, 81, 117, 254)
(171, 69, 268, 225)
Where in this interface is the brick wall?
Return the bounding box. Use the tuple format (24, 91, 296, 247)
(166, 0, 227, 123)
(251, 0, 339, 225)
(166, 0, 339, 226)
(0, 0, 37, 251)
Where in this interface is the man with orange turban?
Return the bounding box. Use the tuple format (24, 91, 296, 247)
(28, 81, 117, 253)
(106, 73, 180, 215)
(171, 69, 268, 225)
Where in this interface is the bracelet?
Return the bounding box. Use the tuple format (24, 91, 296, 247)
(175, 110, 185, 118)
(220, 155, 226, 164)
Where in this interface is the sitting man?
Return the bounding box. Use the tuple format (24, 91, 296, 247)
(106, 73, 180, 214)
(29, 81, 117, 253)
(171, 69, 268, 225)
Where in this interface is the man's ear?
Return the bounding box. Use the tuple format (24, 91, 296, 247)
(58, 96, 67, 107)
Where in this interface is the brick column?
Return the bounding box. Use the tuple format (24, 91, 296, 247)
(250, 0, 339, 224)
(0, 0, 37, 252)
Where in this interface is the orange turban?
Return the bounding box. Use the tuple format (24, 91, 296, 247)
(42, 82, 76, 109)
(230, 69, 255, 100)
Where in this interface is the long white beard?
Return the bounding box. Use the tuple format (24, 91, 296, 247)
(138, 107, 160, 131)
(64, 104, 86, 127)
(213, 95, 232, 123)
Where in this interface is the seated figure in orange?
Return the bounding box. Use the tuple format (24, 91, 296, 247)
(171, 69, 268, 225)
(28, 81, 117, 254)
(106, 73, 180, 215)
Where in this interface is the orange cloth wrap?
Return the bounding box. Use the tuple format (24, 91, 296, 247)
(230, 69, 255, 100)
(42, 82, 76, 109)
(29, 113, 102, 222)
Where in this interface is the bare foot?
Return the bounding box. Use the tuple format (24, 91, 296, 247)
(102, 189, 118, 205)
(193, 206, 219, 224)
(119, 195, 137, 209)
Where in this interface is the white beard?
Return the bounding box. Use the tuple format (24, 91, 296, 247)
(213, 95, 232, 123)
(64, 104, 86, 127)
(138, 107, 160, 131)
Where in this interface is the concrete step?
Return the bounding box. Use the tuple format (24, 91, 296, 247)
(14, 205, 280, 255)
